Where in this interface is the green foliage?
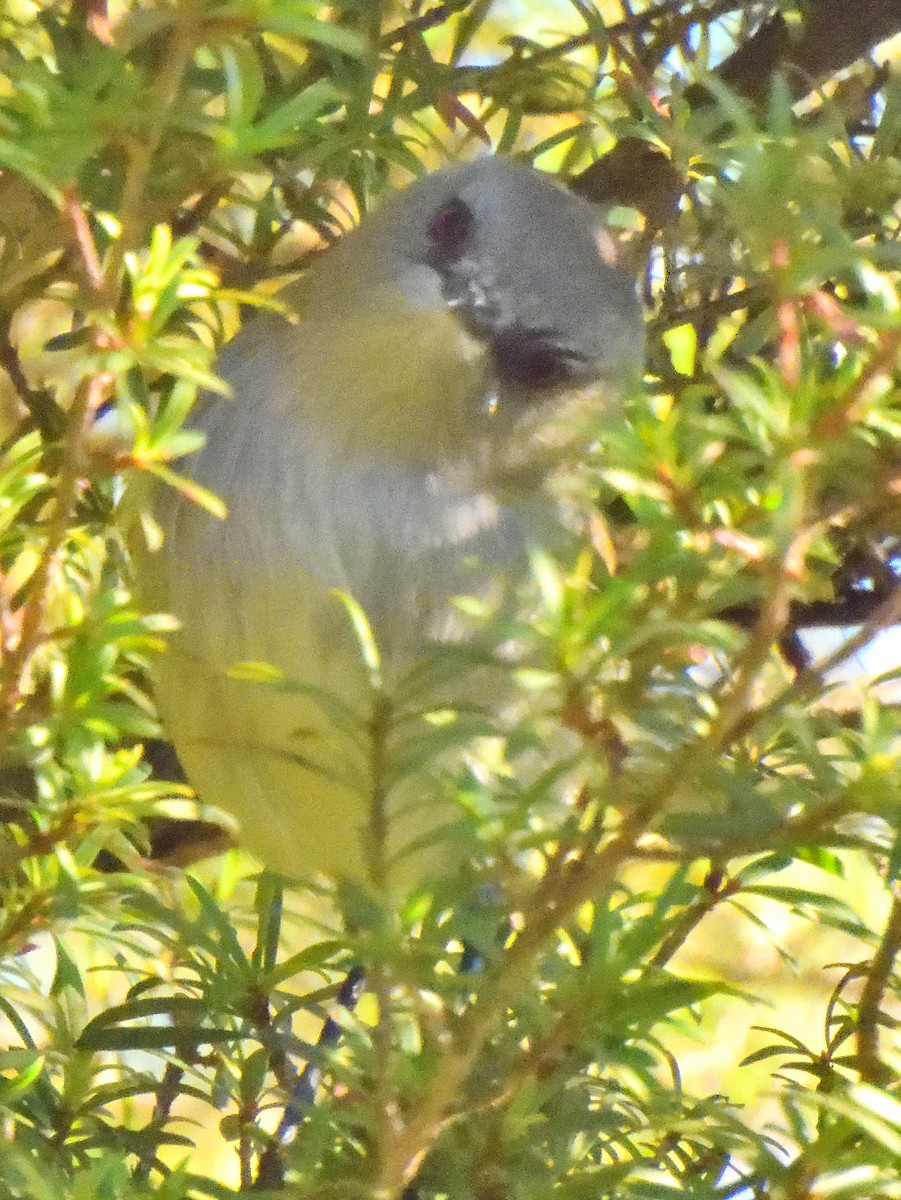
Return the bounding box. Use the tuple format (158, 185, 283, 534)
(0, 1, 900, 1197)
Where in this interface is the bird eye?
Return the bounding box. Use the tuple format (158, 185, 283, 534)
(492, 331, 577, 391)
(427, 197, 473, 262)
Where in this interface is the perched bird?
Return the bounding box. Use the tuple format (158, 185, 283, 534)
(146, 157, 642, 886)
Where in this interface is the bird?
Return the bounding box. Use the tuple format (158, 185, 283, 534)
(144, 156, 642, 889)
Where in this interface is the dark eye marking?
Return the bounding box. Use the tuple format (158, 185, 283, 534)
(492, 329, 587, 390)
(427, 197, 474, 264)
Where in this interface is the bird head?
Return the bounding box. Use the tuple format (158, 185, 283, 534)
(288, 158, 642, 472)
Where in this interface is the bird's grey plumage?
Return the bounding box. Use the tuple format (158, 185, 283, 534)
(148, 157, 642, 884)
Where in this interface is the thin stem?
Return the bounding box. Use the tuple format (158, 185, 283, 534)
(0, 309, 62, 438)
(650, 863, 737, 968)
(515, 0, 745, 69)
(737, 582, 901, 743)
(366, 691, 391, 894)
(102, 14, 198, 293)
(856, 885, 901, 1086)
(367, 685, 406, 1190)
(374, 802, 655, 1189)
(133, 1062, 186, 1184)
(0, 370, 112, 719)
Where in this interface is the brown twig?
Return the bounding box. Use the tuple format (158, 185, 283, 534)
(647, 286, 766, 335)
(515, 0, 749, 70)
(0, 310, 63, 440)
(667, 530, 804, 786)
(727, 587, 901, 636)
(737, 582, 901, 742)
(629, 826, 872, 861)
(133, 1062, 187, 1183)
(372, 802, 656, 1190)
(856, 885, 901, 1086)
(715, 0, 901, 105)
(578, 0, 901, 219)
(650, 864, 739, 968)
(104, 20, 197, 292)
(382, 0, 469, 47)
(61, 186, 105, 295)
